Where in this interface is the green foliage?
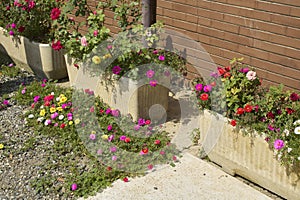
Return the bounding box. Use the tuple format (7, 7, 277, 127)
(0, 64, 20, 77)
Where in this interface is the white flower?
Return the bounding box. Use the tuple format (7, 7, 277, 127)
(298, 157, 300, 161)
(56, 97, 60, 102)
(37, 117, 44, 122)
(51, 92, 55, 95)
(40, 105, 44, 109)
(283, 129, 289, 136)
(294, 127, 300, 135)
(293, 120, 300, 125)
(287, 148, 292, 153)
(44, 119, 51, 126)
(58, 115, 64, 120)
(28, 114, 34, 119)
(246, 71, 256, 80)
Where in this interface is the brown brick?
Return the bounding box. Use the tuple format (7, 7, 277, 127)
(158, 0, 173, 9)
(185, 0, 198, 7)
(172, 19, 197, 32)
(163, 9, 185, 20)
(210, 20, 240, 34)
(264, 0, 300, 7)
(173, 2, 198, 15)
(286, 27, 300, 38)
(268, 54, 300, 71)
(253, 21, 287, 35)
(271, 14, 300, 28)
(157, 7, 163, 15)
(186, 14, 198, 24)
(223, 14, 254, 28)
(197, 7, 224, 21)
(256, 1, 291, 15)
(225, 0, 256, 8)
(290, 7, 300, 17)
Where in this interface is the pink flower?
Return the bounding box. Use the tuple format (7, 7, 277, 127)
(138, 118, 145, 126)
(28, 0, 35, 9)
(148, 164, 153, 170)
(111, 109, 120, 117)
(50, 8, 61, 20)
(274, 139, 284, 150)
(112, 155, 117, 161)
(11, 23, 16, 29)
(97, 149, 103, 155)
(146, 70, 155, 78)
(51, 112, 59, 119)
(108, 135, 114, 142)
(164, 70, 170, 77)
(90, 106, 94, 112)
(134, 125, 140, 130)
(9, 30, 14, 36)
(153, 49, 158, 54)
(81, 36, 88, 46)
(149, 80, 157, 87)
(21, 88, 26, 94)
(110, 146, 117, 152)
(112, 66, 121, 75)
(246, 71, 256, 80)
(158, 55, 165, 61)
(90, 134, 96, 140)
(93, 30, 98, 36)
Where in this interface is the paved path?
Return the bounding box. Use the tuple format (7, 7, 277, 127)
(81, 153, 272, 200)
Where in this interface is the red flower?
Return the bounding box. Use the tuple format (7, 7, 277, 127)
(50, 8, 61, 20)
(266, 112, 275, 119)
(217, 67, 226, 76)
(107, 166, 112, 171)
(145, 119, 151, 125)
(125, 137, 131, 143)
(286, 108, 295, 115)
(210, 81, 216, 87)
(172, 156, 177, 161)
(60, 123, 66, 129)
(123, 177, 129, 182)
(230, 120, 236, 126)
(74, 63, 79, 68)
(224, 66, 231, 72)
(44, 101, 50, 107)
(244, 104, 253, 113)
(236, 108, 244, 115)
(200, 93, 209, 101)
(18, 26, 25, 33)
(290, 93, 299, 101)
(154, 140, 161, 145)
(142, 148, 148, 154)
(51, 40, 63, 51)
(148, 164, 153, 170)
(223, 72, 231, 78)
(31, 103, 35, 108)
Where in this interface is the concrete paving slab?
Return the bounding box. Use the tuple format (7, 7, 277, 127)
(81, 153, 272, 200)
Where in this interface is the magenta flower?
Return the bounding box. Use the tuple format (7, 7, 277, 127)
(210, 72, 218, 78)
(71, 183, 77, 191)
(90, 134, 96, 140)
(195, 84, 203, 91)
(203, 85, 212, 92)
(119, 135, 126, 141)
(149, 80, 157, 87)
(107, 125, 113, 131)
(33, 96, 40, 103)
(158, 55, 165, 61)
(146, 70, 155, 78)
(51, 40, 63, 51)
(268, 124, 275, 131)
(9, 30, 14, 36)
(138, 118, 145, 126)
(239, 68, 249, 73)
(112, 66, 121, 75)
(107, 45, 112, 50)
(67, 113, 73, 120)
(105, 108, 112, 114)
(41, 83, 46, 87)
(28, 0, 35, 9)
(11, 23, 16, 29)
(61, 104, 67, 109)
(3, 100, 9, 105)
(274, 139, 284, 150)
(50, 8, 61, 20)
(153, 49, 158, 54)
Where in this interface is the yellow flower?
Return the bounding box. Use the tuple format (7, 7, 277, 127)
(103, 54, 112, 59)
(69, 121, 73, 125)
(40, 109, 46, 116)
(75, 119, 80, 125)
(60, 96, 67, 103)
(91, 131, 96, 134)
(57, 107, 63, 112)
(92, 56, 101, 64)
(50, 107, 56, 113)
(101, 134, 108, 140)
(59, 94, 65, 98)
(0, 144, 4, 149)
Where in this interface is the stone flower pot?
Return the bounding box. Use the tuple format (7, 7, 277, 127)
(199, 110, 300, 200)
(0, 27, 67, 80)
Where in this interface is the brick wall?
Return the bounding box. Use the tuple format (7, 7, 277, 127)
(77, 0, 300, 91)
(157, 0, 300, 91)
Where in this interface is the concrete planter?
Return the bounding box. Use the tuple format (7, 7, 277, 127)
(69, 59, 170, 121)
(0, 27, 67, 79)
(199, 110, 300, 200)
